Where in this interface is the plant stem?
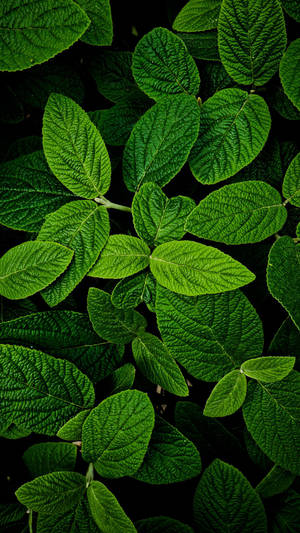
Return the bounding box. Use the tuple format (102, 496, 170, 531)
(28, 510, 33, 533)
(94, 196, 131, 212)
(86, 463, 94, 488)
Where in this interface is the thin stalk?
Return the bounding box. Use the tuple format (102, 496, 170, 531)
(28, 509, 33, 533)
(86, 463, 94, 488)
(94, 196, 131, 212)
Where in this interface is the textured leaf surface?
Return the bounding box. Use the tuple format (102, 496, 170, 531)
(283, 152, 300, 206)
(136, 516, 194, 533)
(123, 94, 200, 192)
(281, 0, 300, 21)
(134, 416, 201, 484)
(106, 363, 136, 394)
(150, 240, 255, 296)
(132, 332, 188, 396)
(111, 272, 156, 310)
(268, 318, 300, 364)
(0, 241, 73, 300)
(204, 370, 247, 417)
(43, 93, 111, 198)
(243, 372, 300, 474)
(57, 410, 90, 441)
(280, 39, 300, 111)
(89, 235, 150, 279)
(23, 442, 77, 478)
(177, 30, 219, 61)
(186, 181, 287, 245)
(37, 496, 99, 533)
(87, 288, 147, 343)
(241, 356, 295, 382)
(156, 286, 263, 381)
(38, 201, 109, 306)
(272, 490, 300, 532)
(267, 236, 300, 330)
(82, 390, 155, 478)
(76, 0, 113, 46)
(0, 344, 95, 435)
(15, 471, 86, 515)
(193, 459, 267, 532)
(132, 183, 195, 246)
(256, 465, 296, 499)
(173, 0, 221, 32)
(0, 503, 26, 529)
(0, 151, 74, 232)
(87, 480, 137, 533)
(0, 0, 90, 71)
(132, 27, 200, 100)
(189, 88, 271, 184)
(218, 0, 286, 86)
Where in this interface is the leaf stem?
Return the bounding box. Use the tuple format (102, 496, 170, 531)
(95, 196, 131, 212)
(28, 509, 33, 533)
(86, 463, 94, 488)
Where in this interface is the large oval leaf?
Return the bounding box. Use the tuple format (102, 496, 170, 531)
(203, 370, 247, 417)
(88, 481, 137, 533)
(173, 0, 221, 32)
(280, 39, 300, 111)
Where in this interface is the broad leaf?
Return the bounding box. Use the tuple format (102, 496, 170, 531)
(43, 93, 111, 198)
(89, 235, 150, 279)
(272, 490, 300, 532)
(241, 356, 295, 382)
(87, 480, 137, 533)
(0, 344, 95, 435)
(23, 442, 77, 478)
(177, 30, 220, 61)
(0, 503, 26, 530)
(0, 0, 90, 71)
(173, 0, 221, 32)
(132, 27, 200, 100)
(111, 272, 156, 310)
(132, 332, 189, 396)
(193, 459, 267, 532)
(133, 416, 201, 484)
(156, 286, 263, 381)
(136, 516, 194, 532)
(185, 181, 287, 244)
(87, 287, 147, 343)
(282, 152, 300, 206)
(280, 39, 300, 111)
(218, 0, 286, 86)
(267, 236, 300, 330)
(256, 465, 296, 499)
(57, 410, 90, 441)
(123, 94, 200, 192)
(0, 151, 74, 232)
(76, 0, 113, 46)
(38, 201, 110, 306)
(150, 240, 255, 296)
(37, 496, 99, 533)
(243, 371, 300, 475)
(82, 389, 155, 477)
(204, 370, 247, 417)
(0, 241, 73, 300)
(281, 0, 300, 22)
(268, 318, 300, 364)
(132, 183, 195, 246)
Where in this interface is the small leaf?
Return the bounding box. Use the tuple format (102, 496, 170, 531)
(132, 27, 200, 100)
(23, 442, 77, 478)
(0, 241, 73, 300)
(280, 39, 300, 111)
(283, 152, 300, 206)
(0, 503, 26, 530)
(256, 465, 296, 499)
(241, 356, 295, 382)
(57, 410, 90, 441)
(105, 363, 136, 394)
(204, 370, 247, 417)
(76, 0, 113, 46)
(111, 272, 156, 310)
(173, 0, 221, 32)
(177, 30, 219, 61)
(82, 389, 155, 478)
(132, 332, 189, 396)
(43, 93, 111, 198)
(89, 235, 150, 279)
(87, 287, 147, 343)
(136, 516, 194, 533)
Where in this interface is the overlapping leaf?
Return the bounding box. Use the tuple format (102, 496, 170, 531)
(204, 370, 247, 417)
(280, 39, 300, 111)
(282, 152, 300, 206)
(76, 0, 113, 46)
(111, 272, 156, 310)
(87, 481, 137, 533)
(23, 442, 77, 478)
(173, 0, 221, 32)
(241, 356, 295, 382)
(136, 516, 194, 533)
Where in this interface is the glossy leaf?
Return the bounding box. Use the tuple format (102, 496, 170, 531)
(204, 370, 247, 417)
(241, 356, 295, 382)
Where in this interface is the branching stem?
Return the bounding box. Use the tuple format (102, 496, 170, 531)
(95, 196, 131, 212)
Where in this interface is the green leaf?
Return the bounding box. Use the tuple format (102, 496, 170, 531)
(0, 421, 31, 440)
(204, 370, 247, 417)
(0, 241, 73, 300)
(243, 371, 300, 475)
(156, 286, 263, 381)
(283, 152, 300, 206)
(76, 0, 113, 46)
(38, 201, 110, 306)
(150, 240, 255, 296)
(0, 310, 123, 382)
(23, 442, 77, 478)
(189, 88, 271, 184)
(136, 516, 194, 533)
(82, 389, 155, 477)
(193, 459, 267, 532)
(37, 496, 99, 533)
(272, 490, 300, 532)
(111, 272, 156, 310)
(241, 356, 295, 382)
(244, 429, 272, 472)
(0, 151, 74, 232)
(173, 0, 221, 32)
(0, 503, 26, 530)
(57, 410, 90, 441)
(281, 0, 300, 22)
(218, 0, 286, 86)
(105, 363, 136, 394)
(132, 183, 195, 246)
(200, 61, 236, 99)
(267, 236, 300, 330)
(15, 471, 86, 515)
(132, 332, 189, 396)
(123, 94, 200, 192)
(43, 93, 111, 198)
(185, 181, 287, 245)
(0, 344, 95, 435)
(87, 480, 137, 533)
(267, 84, 300, 121)
(0, 0, 90, 72)
(280, 39, 300, 111)
(89, 235, 150, 279)
(177, 30, 219, 61)
(132, 27, 200, 100)
(256, 465, 296, 499)
(133, 415, 201, 484)
(268, 318, 300, 364)
(87, 288, 147, 343)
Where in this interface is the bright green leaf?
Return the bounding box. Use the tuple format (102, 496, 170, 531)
(37, 496, 99, 533)
(173, 0, 221, 32)
(280, 39, 300, 111)
(204, 370, 247, 417)
(76, 0, 113, 46)
(241, 356, 295, 382)
(111, 272, 156, 310)
(283, 152, 300, 206)
(23, 442, 77, 478)
(57, 410, 90, 442)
